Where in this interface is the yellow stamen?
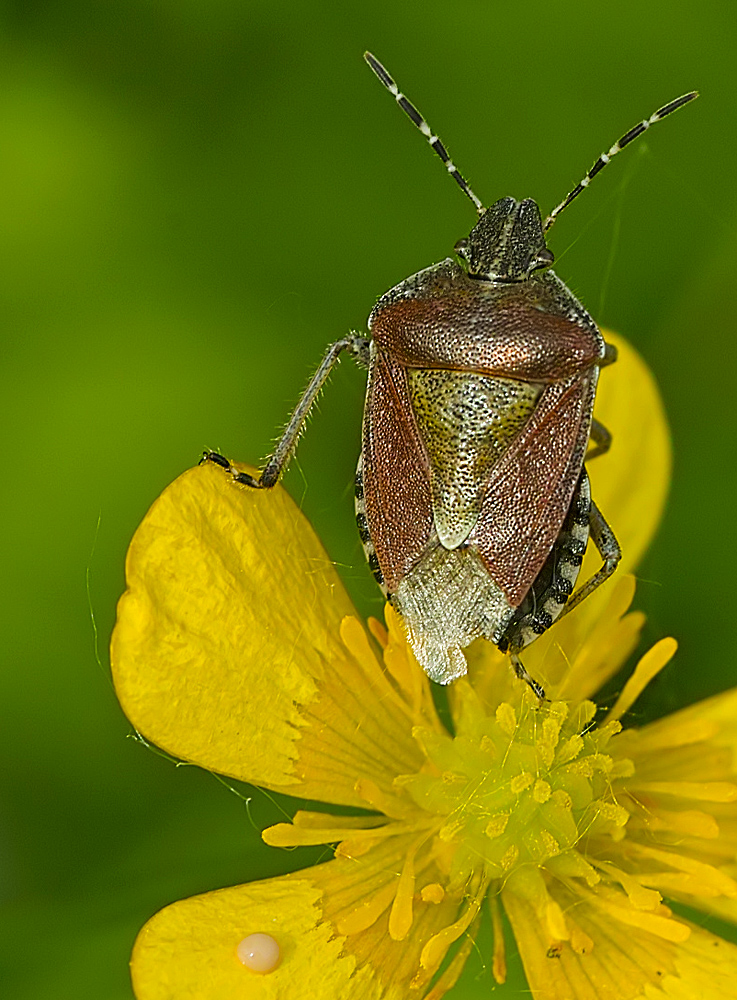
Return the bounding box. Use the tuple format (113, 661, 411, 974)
(591, 895, 690, 942)
(421, 918, 480, 999)
(339, 616, 413, 718)
(505, 867, 570, 944)
(635, 806, 719, 839)
(490, 894, 507, 984)
(539, 830, 561, 856)
(533, 779, 552, 803)
(335, 880, 399, 936)
(623, 843, 737, 897)
(388, 838, 422, 941)
(383, 605, 431, 720)
(551, 788, 573, 810)
(596, 801, 630, 827)
(496, 702, 517, 737)
(263, 819, 398, 848)
(594, 860, 662, 910)
(366, 616, 388, 648)
(536, 711, 565, 767)
(420, 876, 488, 971)
(619, 715, 719, 752)
(631, 780, 737, 802)
(485, 813, 509, 839)
(355, 777, 415, 817)
(420, 883, 445, 904)
(292, 810, 388, 830)
(500, 844, 519, 870)
(611, 758, 635, 777)
(547, 849, 600, 885)
(511, 771, 534, 794)
(568, 917, 594, 955)
(335, 837, 378, 859)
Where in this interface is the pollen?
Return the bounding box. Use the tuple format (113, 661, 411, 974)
(485, 813, 509, 838)
(420, 882, 445, 903)
(255, 600, 732, 984)
(400, 684, 633, 892)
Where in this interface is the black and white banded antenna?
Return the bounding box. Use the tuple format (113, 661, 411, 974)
(544, 91, 698, 232)
(364, 52, 484, 214)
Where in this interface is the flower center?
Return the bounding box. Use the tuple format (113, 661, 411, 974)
(397, 687, 633, 891)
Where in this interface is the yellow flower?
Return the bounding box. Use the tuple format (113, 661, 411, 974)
(112, 335, 737, 999)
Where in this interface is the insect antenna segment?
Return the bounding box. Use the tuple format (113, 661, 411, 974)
(364, 51, 484, 214)
(544, 90, 698, 231)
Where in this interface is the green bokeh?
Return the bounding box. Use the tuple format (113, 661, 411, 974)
(1, 2, 736, 997)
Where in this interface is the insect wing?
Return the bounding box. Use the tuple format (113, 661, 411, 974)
(470, 371, 597, 606)
(362, 352, 433, 593)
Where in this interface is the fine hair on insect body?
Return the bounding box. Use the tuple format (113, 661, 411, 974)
(205, 54, 697, 699)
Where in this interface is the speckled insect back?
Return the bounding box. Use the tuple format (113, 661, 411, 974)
(205, 55, 696, 697)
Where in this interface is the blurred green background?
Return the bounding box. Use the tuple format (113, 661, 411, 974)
(1, 1, 736, 997)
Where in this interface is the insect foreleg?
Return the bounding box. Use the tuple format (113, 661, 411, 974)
(205, 333, 370, 489)
(559, 501, 621, 617)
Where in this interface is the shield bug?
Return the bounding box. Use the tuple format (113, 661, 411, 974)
(206, 55, 696, 697)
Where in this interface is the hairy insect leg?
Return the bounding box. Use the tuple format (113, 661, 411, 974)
(202, 451, 232, 472)
(200, 451, 261, 487)
(510, 653, 547, 701)
(204, 333, 370, 489)
(587, 418, 612, 461)
(559, 501, 621, 618)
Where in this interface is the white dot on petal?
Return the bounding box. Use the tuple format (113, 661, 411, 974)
(236, 932, 281, 974)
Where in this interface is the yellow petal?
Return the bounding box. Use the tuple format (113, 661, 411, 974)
(592, 332, 671, 573)
(111, 461, 423, 807)
(131, 868, 364, 1000)
(504, 888, 737, 1000)
(132, 845, 470, 1000)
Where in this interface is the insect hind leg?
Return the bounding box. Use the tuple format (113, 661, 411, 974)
(587, 418, 613, 461)
(510, 653, 547, 701)
(559, 500, 621, 618)
(496, 472, 595, 699)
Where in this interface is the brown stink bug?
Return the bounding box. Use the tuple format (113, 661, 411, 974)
(206, 54, 696, 697)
